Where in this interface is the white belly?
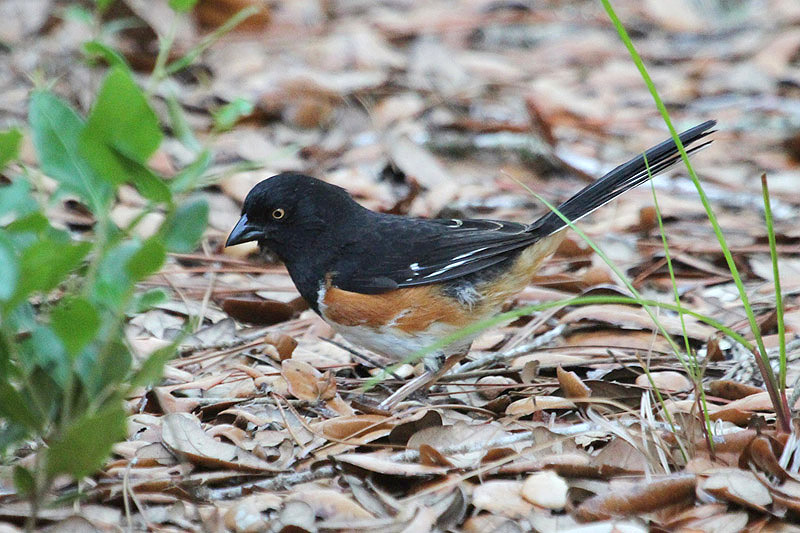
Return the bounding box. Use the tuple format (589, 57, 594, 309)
(328, 320, 474, 364)
(316, 282, 475, 366)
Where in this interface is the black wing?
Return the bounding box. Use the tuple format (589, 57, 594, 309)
(333, 120, 716, 294)
(334, 216, 539, 293)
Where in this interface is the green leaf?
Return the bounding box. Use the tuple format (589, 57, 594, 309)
(212, 98, 253, 132)
(130, 287, 169, 313)
(121, 155, 172, 203)
(0, 425, 27, 456)
(127, 237, 166, 281)
(0, 180, 36, 220)
(80, 338, 131, 395)
(0, 179, 39, 217)
(4, 302, 35, 340)
(83, 40, 131, 70)
(95, 237, 166, 307)
(19, 326, 69, 387)
(29, 91, 112, 212)
(0, 322, 13, 377)
(0, 383, 41, 432)
(26, 368, 62, 420)
(169, 150, 211, 193)
(83, 67, 162, 164)
(0, 128, 22, 169)
(13, 466, 36, 498)
(166, 94, 200, 152)
(4, 211, 49, 236)
(94, 0, 116, 12)
(63, 4, 94, 23)
(129, 338, 179, 388)
(11, 240, 91, 308)
(46, 402, 127, 480)
(169, 0, 198, 12)
(94, 241, 138, 307)
(51, 297, 101, 357)
(161, 197, 209, 252)
(79, 68, 169, 203)
(0, 234, 18, 302)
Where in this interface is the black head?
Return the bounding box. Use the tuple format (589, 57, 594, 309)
(225, 172, 364, 262)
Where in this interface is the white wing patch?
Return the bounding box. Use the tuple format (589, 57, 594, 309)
(424, 258, 469, 279)
(405, 247, 491, 281)
(450, 246, 489, 261)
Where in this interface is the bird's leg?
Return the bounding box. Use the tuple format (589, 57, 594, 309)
(377, 349, 468, 410)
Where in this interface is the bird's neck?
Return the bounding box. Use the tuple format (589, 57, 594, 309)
(271, 211, 373, 313)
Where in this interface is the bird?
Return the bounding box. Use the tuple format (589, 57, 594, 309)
(226, 120, 715, 408)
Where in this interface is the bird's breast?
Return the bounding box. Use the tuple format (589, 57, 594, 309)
(315, 280, 476, 359)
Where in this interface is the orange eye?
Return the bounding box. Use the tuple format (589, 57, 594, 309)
(272, 208, 285, 220)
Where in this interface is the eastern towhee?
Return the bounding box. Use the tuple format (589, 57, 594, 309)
(226, 121, 715, 408)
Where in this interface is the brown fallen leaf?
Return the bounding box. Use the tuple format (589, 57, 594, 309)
(643, 0, 705, 31)
(590, 438, 648, 476)
(709, 429, 760, 454)
(574, 474, 696, 521)
(740, 436, 789, 482)
(561, 304, 714, 340)
(581, 265, 615, 287)
(223, 493, 281, 532)
(161, 413, 281, 472)
(556, 236, 595, 258)
(700, 469, 772, 511)
(222, 297, 299, 325)
(134, 443, 178, 467)
(418, 444, 455, 467)
(287, 488, 373, 520)
(264, 332, 297, 360)
(463, 515, 525, 533)
(281, 359, 337, 402)
(714, 389, 797, 414)
(770, 479, 800, 513)
(506, 396, 576, 416)
(222, 241, 259, 259)
(407, 422, 513, 469)
(511, 351, 596, 370)
(318, 415, 392, 440)
(475, 376, 516, 400)
(472, 480, 532, 518)
(267, 500, 317, 532)
(194, 0, 270, 31)
(521, 470, 569, 510)
(563, 328, 674, 353)
(335, 452, 449, 476)
(635, 371, 692, 393)
(387, 410, 443, 445)
(657, 502, 728, 529)
(709, 407, 756, 426)
(557, 365, 591, 398)
(681, 511, 749, 532)
(152, 387, 201, 414)
(708, 379, 764, 401)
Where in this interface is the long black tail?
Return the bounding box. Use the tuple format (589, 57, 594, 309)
(529, 120, 716, 236)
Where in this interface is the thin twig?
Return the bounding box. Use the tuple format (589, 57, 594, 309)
(458, 324, 565, 373)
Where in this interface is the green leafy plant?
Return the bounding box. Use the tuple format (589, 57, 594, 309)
(0, 65, 209, 516)
(0, 0, 264, 520)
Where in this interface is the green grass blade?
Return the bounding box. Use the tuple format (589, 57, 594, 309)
(601, 0, 788, 431)
(761, 174, 786, 392)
